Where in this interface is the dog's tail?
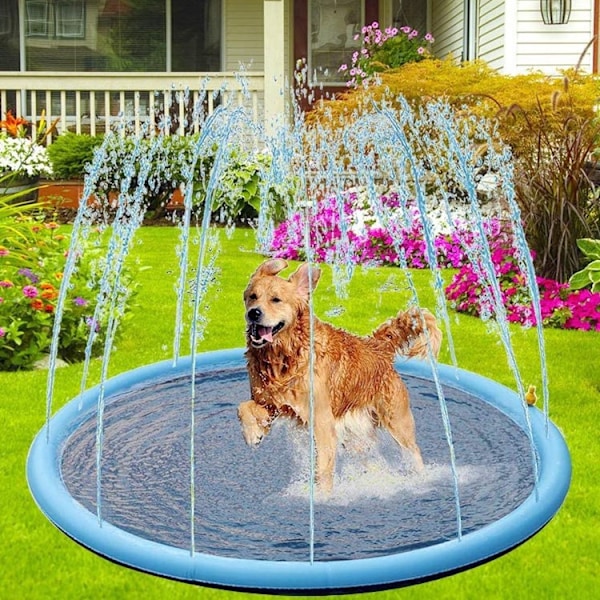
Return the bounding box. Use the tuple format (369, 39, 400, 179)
(372, 308, 442, 360)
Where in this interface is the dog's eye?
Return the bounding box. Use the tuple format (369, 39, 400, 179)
(248, 293, 257, 301)
(271, 297, 281, 303)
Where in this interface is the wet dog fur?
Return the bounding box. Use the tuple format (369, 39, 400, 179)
(237, 258, 442, 493)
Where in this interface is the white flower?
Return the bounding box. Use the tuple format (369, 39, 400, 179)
(0, 136, 53, 178)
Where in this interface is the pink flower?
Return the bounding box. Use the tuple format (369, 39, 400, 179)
(22, 285, 38, 298)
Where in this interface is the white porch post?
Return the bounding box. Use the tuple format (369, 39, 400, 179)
(263, 0, 286, 134)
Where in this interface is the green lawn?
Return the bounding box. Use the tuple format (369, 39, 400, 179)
(2, 227, 598, 599)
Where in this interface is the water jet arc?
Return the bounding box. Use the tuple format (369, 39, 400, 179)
(27, 349, 570, 594)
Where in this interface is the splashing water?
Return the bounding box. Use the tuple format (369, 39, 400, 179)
(44, 72, 550, 560)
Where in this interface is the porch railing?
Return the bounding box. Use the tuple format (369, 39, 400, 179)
(0, 72, 264, 142)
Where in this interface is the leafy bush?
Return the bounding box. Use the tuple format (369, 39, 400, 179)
(92, 133, 288, 222)
(46, 132, 103, 179)
(0, 217, 135, 370)
(309, 59, 599, 136)
(0, 173, 49, 265)
(569, 239, 600, 292)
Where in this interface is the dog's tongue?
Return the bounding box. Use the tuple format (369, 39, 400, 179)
(257, 326, 273, 342)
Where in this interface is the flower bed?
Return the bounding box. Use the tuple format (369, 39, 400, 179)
(0, 219, 134, 370)
(270, 191, 600, 332)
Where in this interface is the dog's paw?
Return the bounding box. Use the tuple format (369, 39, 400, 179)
(242, 426, 264, 447)
(237, 400, 271, 447)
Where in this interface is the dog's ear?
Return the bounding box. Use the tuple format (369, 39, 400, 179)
(253, 258, 288, 277)
(290, 263, 321, 299)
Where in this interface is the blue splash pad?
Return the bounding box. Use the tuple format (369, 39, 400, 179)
(27, 348, 570, 593)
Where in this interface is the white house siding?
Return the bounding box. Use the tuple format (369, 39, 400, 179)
(477, 0, 504, 70)
(224, 0, 265, 71)
(431, 0, 465, 61)
(512, 0, 594, 74)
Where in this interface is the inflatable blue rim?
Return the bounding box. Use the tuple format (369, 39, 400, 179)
(27, 348, 571, 594)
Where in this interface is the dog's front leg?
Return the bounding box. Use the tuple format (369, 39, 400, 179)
(237, 400, 273, 446)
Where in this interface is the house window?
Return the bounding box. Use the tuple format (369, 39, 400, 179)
(0, 0, 15, 36)
(171, 0, 221, 71)
(10, 0, 222, 72)
(25, 0, 85, 40)
(0, 0, 19, 70)
(26, 0, 50, 38)
(56, 0, 85, 39)
(309, 0, 364, 85)
(391, 0, 427, 33)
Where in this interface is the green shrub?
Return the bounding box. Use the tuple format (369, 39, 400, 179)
(569, 239, 600, 292)
(92, 133, 290, 222)
(47, 132, 104, 180)
(308, 58, 600, 138)
(0, 173, 48, 267)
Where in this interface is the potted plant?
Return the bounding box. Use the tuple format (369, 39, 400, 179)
(0, 111, 54, 201)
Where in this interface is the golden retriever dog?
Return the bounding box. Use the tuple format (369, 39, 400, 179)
(237, 258, 442, 493)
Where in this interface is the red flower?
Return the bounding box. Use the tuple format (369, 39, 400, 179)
(0, 110, 29, 137)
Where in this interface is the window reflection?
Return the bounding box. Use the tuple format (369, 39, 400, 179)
(309, 0, 363, 85)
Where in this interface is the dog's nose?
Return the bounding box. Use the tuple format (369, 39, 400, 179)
(247, 308, 262, 323)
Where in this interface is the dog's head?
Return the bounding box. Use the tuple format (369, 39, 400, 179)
(244, 258, 321, 348)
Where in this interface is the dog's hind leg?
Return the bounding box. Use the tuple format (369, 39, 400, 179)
(379, 380, 424, 472)
(312, 393, 337, 494)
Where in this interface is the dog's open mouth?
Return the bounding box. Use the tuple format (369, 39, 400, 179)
(249, 321, 284, 347)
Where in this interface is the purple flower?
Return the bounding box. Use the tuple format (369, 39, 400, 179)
(85, 317, 100, 332)
(73, 296, 89, 307)
(0, 327, 5, 338)
(18, 268, 40, 283)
